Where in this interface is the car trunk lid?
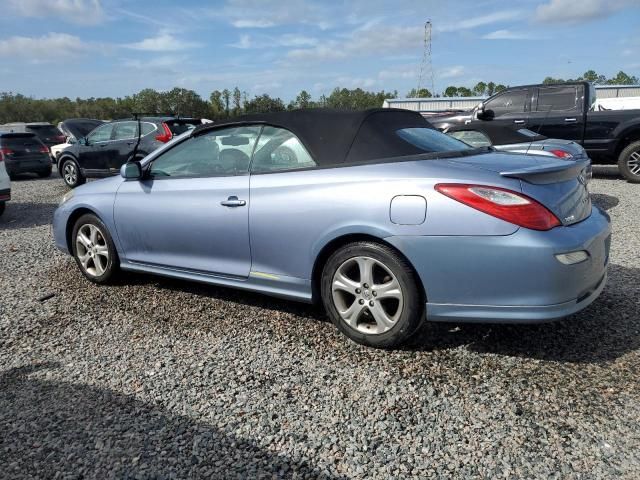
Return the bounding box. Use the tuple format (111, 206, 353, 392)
(449, 153, 592, 226)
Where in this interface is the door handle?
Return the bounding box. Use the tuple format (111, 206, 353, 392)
(513, 120, 525, 124)
(564, 118, 577, 122)
(220, 196, 246, 207)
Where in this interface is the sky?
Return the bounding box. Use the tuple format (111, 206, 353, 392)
(0, 0, 639, 102)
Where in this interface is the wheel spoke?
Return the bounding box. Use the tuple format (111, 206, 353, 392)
(355, 257, 375, 286)
(78, 251, 91, 268)
(332, 270, 360, 295)
(77, 231, 91, 249)
(374, 278, 402, 300)
(94, 245, 109, 257)
(368, 304, 396, 332)
(89, 225, 99, 244)
(93, 256, 105, 276)
(339, 300, 366, 327)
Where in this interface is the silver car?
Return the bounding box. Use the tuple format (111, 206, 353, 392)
(53, 109, 609, 348)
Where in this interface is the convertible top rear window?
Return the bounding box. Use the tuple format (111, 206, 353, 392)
(397, 128, 472, 153)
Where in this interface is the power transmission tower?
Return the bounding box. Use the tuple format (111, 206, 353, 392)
(417, 21, 435, 97)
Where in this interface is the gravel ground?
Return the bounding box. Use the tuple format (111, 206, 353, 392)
(1, 166, 639, 479)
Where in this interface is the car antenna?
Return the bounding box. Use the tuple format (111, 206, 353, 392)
(130, 112, 142, 163)
(525, 104, 552, 157)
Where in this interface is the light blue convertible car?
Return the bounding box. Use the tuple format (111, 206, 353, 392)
(53, 109, 610, 348)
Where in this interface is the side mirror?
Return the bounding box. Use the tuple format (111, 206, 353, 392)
(476, 103, 486, 119)
(120, 161, 142, 180)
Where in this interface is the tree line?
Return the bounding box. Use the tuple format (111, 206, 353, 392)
(0, 70, 636, 124)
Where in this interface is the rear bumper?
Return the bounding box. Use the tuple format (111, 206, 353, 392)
(426, 272, 607, 323)
(5, 157, 51, 174)
(387, 206, 611, 324)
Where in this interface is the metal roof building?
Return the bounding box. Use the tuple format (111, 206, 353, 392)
(383, 85, 640, 113)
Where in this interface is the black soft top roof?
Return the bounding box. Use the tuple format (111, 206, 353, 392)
(195, 108, 434, 166)
(446, 123, 547, 145)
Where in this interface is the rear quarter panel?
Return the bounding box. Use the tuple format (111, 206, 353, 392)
(248, 158, 522, 280)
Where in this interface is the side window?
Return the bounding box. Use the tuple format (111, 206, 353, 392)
(484, 89, 528, 118)
(113, 121, 137, 141)
(448, 130, 492, 147)
(536, 86, 579, 112)
(141, 122, 156, 136)
(149, 126, 261, 178)
(87, 124, 113, 143)
(251, 126, 317, 173)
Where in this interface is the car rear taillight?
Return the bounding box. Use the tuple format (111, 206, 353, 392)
(55, 135, 66, 143)
(155, 122, 172, 143)
(435, 184, 561, 231)
(549, 149, 573, 159)
(0, 148, 13, 161)
(39, 145, 49, 153)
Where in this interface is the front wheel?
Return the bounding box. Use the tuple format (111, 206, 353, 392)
(61, 158, 85, 188)
(321, 241, 424, 349)
(71, 214, 119, 284)
(618, 140, 640, 183)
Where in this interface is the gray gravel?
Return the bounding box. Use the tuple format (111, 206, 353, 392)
(1, 166, 639, 479)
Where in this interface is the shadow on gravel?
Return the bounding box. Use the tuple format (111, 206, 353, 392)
(125, 273, 329, 323)
(591, 193, 619, 211)
(405, 264, 640, 364)
(0, 363, 344, 480)
(0, 202, 57, 230)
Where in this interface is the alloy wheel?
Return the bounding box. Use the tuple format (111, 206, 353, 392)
(628, 151, 640, 176)
(75, 224, 109, 277)
(63, 161, 77, 186)
(331, 256, 404, 335)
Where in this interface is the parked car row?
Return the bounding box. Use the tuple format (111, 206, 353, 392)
(429, 81, 640, 182)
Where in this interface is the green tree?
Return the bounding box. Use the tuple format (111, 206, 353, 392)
(221, 89, 231, 116)
(209, 90, 225, 118)
(243, 94, 286, 114)
(494, 84, 507, 93)
(486, 82, 496, 96)
(457, 87, 474, 97)
(232, 87, 242, 115)
(607, 70, 639, 85)
(443, 86, 458, 97)
(406, 88, 432, 98)
(473, 82, 487, 96)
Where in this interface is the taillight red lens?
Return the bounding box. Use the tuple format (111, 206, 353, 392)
(0, 147, 13, 161)
(549, 149, 573, 159)
(435, 183, 561, 231)
(155, 122, 172, 143)
(39, 145, 49, 153)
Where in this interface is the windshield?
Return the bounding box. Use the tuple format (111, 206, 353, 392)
(396, 128, 472, 153)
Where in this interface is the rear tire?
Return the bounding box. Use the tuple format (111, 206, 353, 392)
(61, 158, 85, 188)
(71, 214, 119, 284)
(617, 140, 640, 183)
(321, 241, 424, 349)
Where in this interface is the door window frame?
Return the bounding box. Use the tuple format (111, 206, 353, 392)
(146, 125, 263, 180)
(86, 123, 115, 144)
(482, 88, 530, 119)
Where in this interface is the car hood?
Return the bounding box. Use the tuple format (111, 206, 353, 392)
(74, 175, 123, 196)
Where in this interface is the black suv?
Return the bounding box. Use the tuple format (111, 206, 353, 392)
(0, 132, 53, 178)
(57, 116, 201, 188)
(0, 122, 65, 149)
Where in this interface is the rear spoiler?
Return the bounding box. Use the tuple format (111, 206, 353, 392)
(500, 159, 590, 185)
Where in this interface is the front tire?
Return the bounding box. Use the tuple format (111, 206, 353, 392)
(61, 158, 85, 188)
(71, 214, 119, 284)
(321, 241, 424, 349)
(618, 140, 640, 183)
